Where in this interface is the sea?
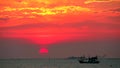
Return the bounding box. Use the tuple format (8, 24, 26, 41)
(0, 58, 120, 68)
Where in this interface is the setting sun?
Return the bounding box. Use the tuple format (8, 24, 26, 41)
(39, 48, 48, 54)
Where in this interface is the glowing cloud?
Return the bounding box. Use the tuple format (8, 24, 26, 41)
(0, 0, 120, 46)
(0, 5, 91, 27)
(84, 0, 119, 4)
(1, 6, 90, 15)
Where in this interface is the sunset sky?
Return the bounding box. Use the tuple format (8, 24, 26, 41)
(0, 0, 120, 58)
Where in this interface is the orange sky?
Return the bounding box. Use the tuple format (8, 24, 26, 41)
(0, 0, 120, 45)
(0, 0, 120, 58)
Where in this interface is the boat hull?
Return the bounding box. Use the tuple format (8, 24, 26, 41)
(79, 60, 100, 64)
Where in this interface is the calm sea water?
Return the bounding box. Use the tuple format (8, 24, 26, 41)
(0, 58, 120, 68)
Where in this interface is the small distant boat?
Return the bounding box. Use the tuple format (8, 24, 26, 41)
(78, 56, 100, 64)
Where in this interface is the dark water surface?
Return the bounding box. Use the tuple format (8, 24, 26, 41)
(0, 58, 120, 68)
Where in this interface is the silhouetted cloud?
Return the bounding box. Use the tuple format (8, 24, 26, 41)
(110, 8, 120, 12)
(108, 16, 120, 22)
(0, 20, 119, 30)
(0, 18, 9, 21)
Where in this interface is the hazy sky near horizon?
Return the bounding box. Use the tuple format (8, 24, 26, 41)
(0, 0, 120, 58)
